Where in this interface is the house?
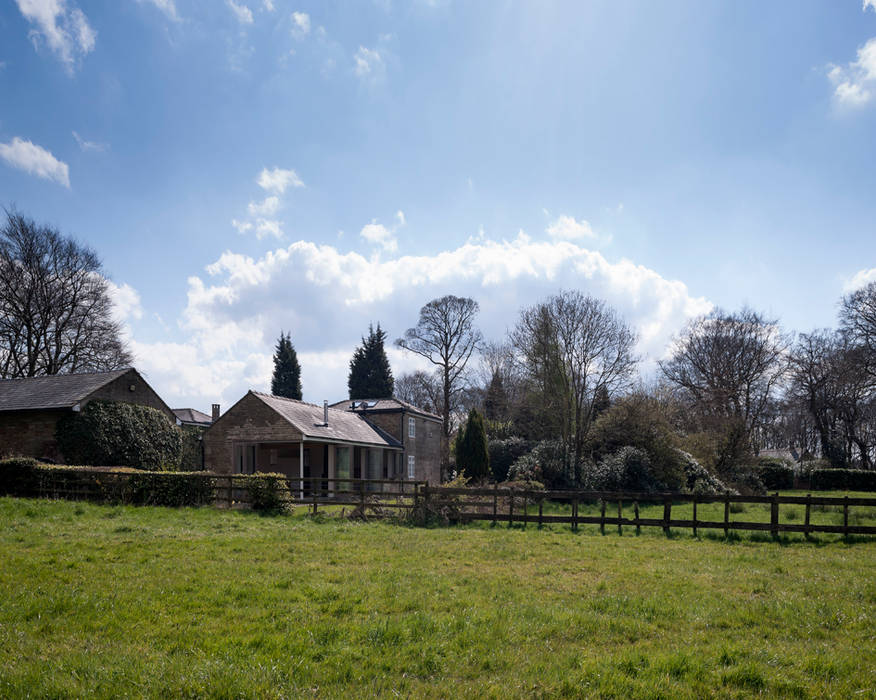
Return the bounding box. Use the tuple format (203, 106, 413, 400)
(202, 392, 441, 485)
(0, 368, 175, 463)
(172, 407, 216, 428)
(330, 398, 442, 484)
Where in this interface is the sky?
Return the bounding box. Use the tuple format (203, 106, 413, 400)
(1, 0, 876, 411)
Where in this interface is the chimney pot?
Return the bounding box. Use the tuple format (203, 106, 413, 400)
(211, 404, 220, 422)
(323, 400, 329, 426)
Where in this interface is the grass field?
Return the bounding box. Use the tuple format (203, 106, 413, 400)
(1, 497, 874, 698)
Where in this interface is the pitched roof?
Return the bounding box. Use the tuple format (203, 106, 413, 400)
(173, 408, 213, 426)
(251, 392, 402, 448)
(329, 397, 442, 421)
(0, 369, 133, 412)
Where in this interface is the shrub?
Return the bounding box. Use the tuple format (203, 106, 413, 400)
(580, 447, 657, 493)
(408, 473, 470, 526)
(508, 440, 567, 488)
(749, 461, 795, 491)
(676, 451, 732, 495)
(56, 401, 183, 469)
(246, 473, 290, 513)
(0, 458, 42, 496)
(806, 468, 876, 492)
(488, 437, 534, 482)
(455, 409, 490, 481)
(126, 471, 213, 506)
(177, 426, 205, 471)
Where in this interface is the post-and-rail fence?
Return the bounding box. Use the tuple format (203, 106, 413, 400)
(8, 467, 876, 537)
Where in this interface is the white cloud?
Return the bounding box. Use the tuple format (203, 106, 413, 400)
(248, 196, 280, 217)
(291, 11, 310, 38)
(263, 0, 275, 11)
(360, 221, 398, 252)
(844, 267, 876, 292)
(128, 233, 712, 410)
(396, 210, 406, 226)
(228, 0, 254, 24)
(829, 37, 876, 107)
(231, 219, 253, 234)
(257, 166, 304, 193)
(354, 46, 384, 78)
(546, 215, 597, 241)
(138, 0, 179, 21)
(0, 137, 70, 187)
(107, 281, 143, 323)
(72, 130, 107, 152)
(254, 219, 283, 239)
(866, 0, 876, 12)
(15, 0, 96, 73)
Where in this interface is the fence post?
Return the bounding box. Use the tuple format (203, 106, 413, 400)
(634, 500, 640, 536)
(617, 499, 623, 536)
(770, 492, 779, 539)
(538, 498, 543, 529)
(359, 480, 366, 514)
(508, 488, 514, 528)
(523, 494, 527, 530)
(492, 483, 498, 526)
(227, 476, 233, 509)
(572, 497, 578, 532)
(692, 496, 698, 538)
(663, 496, 671, 536)
(804, 494, 811, 538)
(724, 495, 730, 537)
(312, 479, 318, 516)
(600, 499, 606, 535)
(843, 496, 849, 537)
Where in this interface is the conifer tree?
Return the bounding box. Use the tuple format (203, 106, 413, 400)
(348, 323, 395, 399)
(455, 408, 490, 480)
(271, 332, 302, 400)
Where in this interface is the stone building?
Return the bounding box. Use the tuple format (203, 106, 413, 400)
(0, 368, 175, 463)
(203, 392, 441, 485)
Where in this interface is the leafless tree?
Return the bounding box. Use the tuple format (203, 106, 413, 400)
(394, 370, 443, 415)
(660, 307, 790, 466)
(512, 291, 638, 483)
(841, 281, 876, 379)
(0, 209, 131, 378)
(396, 295, 483, 470)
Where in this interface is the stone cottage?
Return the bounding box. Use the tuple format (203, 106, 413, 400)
(0, 368, 175, 463)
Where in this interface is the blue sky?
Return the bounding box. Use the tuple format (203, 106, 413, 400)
(1, 0, 875, 410)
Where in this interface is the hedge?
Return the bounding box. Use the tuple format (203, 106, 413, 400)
(806, 468, 876, 492)
(751, 462, 795, 491)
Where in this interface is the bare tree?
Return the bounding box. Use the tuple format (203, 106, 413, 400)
(395, 370, 443, 415)
(660, 307, 789, 466)
(396, 295, 483, 472)
(841, 281, 876, 379)
(0, 209, 131, 378)
(512, 291, 638, 483)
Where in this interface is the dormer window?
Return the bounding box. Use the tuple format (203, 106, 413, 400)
(408, 416, 416, 439)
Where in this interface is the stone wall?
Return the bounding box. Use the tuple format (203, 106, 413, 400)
(87, 370, 175, 420)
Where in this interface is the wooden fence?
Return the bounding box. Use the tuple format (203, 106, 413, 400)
(419, 485, 876, 537)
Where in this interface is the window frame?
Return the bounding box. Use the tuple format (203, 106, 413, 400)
(407, 454, 416, 479)
(408, 416, 416, 439)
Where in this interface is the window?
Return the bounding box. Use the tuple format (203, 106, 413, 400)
(408, 416, 416, 439)
(408, 455, 416, 479)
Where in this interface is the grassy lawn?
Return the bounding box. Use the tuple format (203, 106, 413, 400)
(0, 497, 874, 698)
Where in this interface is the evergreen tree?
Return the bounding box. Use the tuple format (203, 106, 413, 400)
(455, 408, 490, 481)
(348, 323, 395, 399)
(484, 370, 509, 421)
(271, 332, 302, 400)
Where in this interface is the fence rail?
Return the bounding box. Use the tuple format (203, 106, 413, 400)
(419, 485, 876, 537)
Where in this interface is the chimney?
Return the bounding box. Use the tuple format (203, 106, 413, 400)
(323, 400, 329, 426)
(212, 404, 220, 423)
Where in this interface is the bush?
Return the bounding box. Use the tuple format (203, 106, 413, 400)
(455, 409, 490, 481)
(676, 451, 732, 495)
(806, 468, 876, 492)
(488, 437, 534, 482)
(749, 461, 795, 491)
(408, 473, 470, 526)
(508, 440, 567, 488)
(177, 426, 205, 471)
(246, 473, 290, 513)
(56, 401, 183, 469)
(580, 447, 657, 493)
(0, 457, 42, 496)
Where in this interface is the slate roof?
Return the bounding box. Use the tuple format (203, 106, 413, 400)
(0, 369, 132, 412)
(173, 408, 213, 426)
(251, 392, 402, 448)
(329, 397, 442, 421)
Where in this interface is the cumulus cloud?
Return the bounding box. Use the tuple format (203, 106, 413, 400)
(844, 267, 876, 292)
(291, 11, 310, 38)
(257, 166, 304, 193)
(263, 0, 275, 11)
(231, 219, 253, 234)
(107, 281, 143, 323)
(866, 0, 876, 12)
(546, 215, 597, 241)
(248, 196, 280, 217)
(0, 137, 70, 187)
(128, 234, 711, 410)
(254, 219, 283, 239)
(228, 0, 254, 24)
(360, 221, 398, 252)
(15, 0, 96, 73)
(138, 0, 179, 21)
(828, 37, 876, 107)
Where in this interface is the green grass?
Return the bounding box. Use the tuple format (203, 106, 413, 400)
(1, 497, 875, 698)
